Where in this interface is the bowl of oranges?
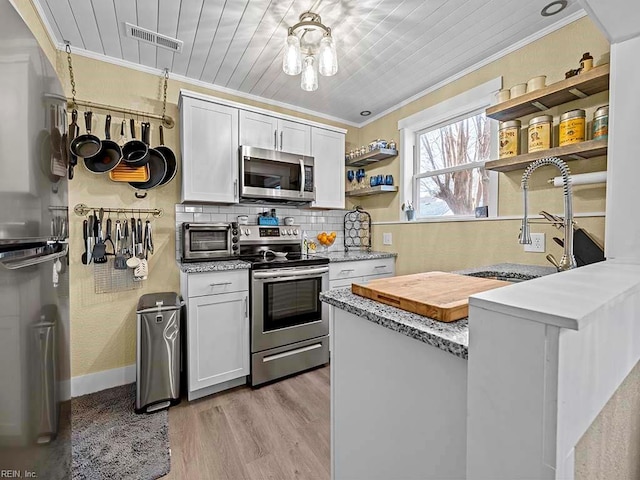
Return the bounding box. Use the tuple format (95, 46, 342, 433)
(317, 231, 337, 252)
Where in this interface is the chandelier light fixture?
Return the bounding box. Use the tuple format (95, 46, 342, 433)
(282, 12, 338, 91)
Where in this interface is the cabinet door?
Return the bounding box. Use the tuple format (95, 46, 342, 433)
(187, 291, 249, 392)
(312, 127, 345, 209)
(239, 111, 279, 150)
(181, 98, 239, 203)
(278, 119, 311, 155)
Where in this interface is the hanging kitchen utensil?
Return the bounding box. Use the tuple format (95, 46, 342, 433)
(156, 125, 177, 186)
(156, 70, 178, 186)
(49, 105, 66, 177)
(84, 114, 122, 173)
(81, 219, 89, 265)
(114, 220, 128, 270)
(104, 218, 116, 254)
(129, 122, 167, 197)
(122, 118, 149, 167)
(70, 111, 102, 158)
(92, 210, 108, 263)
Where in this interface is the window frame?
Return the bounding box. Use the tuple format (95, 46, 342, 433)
(413, 107, 492, 218)
(398, 77, 502, 221)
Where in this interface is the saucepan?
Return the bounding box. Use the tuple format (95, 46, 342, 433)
(129, 122, 167, 197)
(122, 119, 149, 167)
(70, 111, 102, 158)
(84, 114, 122, 173)
(155, 125, 177, 186)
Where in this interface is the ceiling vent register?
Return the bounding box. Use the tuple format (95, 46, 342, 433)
(125, 23, 183, 53)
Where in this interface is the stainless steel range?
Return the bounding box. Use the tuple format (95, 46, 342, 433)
(238, 225, 329, 386)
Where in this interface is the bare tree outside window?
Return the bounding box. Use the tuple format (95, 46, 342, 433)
(416, 112, 490, 216)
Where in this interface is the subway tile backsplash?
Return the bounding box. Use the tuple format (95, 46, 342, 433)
(175, 204, 351, 260)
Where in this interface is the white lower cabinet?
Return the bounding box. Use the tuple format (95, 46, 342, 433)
(327, 257, 396, 352)
(182, 270, 250, 400)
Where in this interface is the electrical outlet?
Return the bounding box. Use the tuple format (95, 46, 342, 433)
(383, 233, 392, 245)
(524, 233, 545, 253)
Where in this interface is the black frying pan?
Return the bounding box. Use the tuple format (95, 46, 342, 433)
(67, 109, 79, 179)
(122, 119, 149, 167)
(156, 125, 177, 186)
(70, 111, 101, 158)
(129, 122, 167, 192)
(84, 114, 122, 173)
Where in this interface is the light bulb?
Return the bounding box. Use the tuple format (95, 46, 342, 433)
(283, 34, 302, 75)
(301, 56, 318, 92)
(318, 35, 338, 77)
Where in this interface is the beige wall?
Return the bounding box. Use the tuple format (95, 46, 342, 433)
(12, 1, 353, 377)
(351, 16, 609, 274)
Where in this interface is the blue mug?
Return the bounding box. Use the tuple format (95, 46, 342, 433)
(385, 175, 394, 185)
(377, 174, 384, 185)
(347, 170, 355, 182)
(370, 176, 378, 187)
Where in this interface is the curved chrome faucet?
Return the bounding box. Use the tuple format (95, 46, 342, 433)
(519, 157, 576, 271)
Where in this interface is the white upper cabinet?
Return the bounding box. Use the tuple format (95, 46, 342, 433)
(239, 110, 278, 151)
(312, 127, 345, 209)
(278, 119, 311, 156)
(181, 96, 239, 203)
(240, 111, 311, 156)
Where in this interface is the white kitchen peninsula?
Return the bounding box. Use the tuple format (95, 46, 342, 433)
(322, 262, 640, 479)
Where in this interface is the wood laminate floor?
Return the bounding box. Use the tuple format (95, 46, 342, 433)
(162, 365, 330, 480)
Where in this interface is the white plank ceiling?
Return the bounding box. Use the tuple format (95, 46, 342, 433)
(34, 0, 583, 124)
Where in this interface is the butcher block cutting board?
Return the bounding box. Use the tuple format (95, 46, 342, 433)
(351, 271, 512, 322)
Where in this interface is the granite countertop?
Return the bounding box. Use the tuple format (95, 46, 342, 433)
(314, 250, 397, 262)
(320, 263, 556, 360)
(178, 259, 251, 273)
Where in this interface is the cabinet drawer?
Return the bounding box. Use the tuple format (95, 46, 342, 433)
(187, 270, 248, 298)
(329, 258, 395, 281)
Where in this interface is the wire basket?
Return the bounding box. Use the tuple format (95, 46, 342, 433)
(93, 257, 142, 294)
(344, 206, 372, 252)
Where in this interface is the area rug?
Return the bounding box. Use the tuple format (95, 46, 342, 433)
(71, 383, 170, 480)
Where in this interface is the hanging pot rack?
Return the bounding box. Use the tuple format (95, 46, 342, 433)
(65, 98, 175, 129)
(73, 204, 163, 218)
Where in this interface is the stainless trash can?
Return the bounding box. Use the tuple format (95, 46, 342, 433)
(135, 292, 184, 414)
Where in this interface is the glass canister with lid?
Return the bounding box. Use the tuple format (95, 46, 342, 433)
(499, 120, 521, 158)
(527, 115, 553, 153)
(559, 109, 586, 146)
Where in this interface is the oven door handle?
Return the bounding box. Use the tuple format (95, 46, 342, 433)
(253, 266, 329, 280)
(299, 159, 305, 197)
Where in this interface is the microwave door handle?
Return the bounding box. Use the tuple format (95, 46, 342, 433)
(299, 159, 305, 197)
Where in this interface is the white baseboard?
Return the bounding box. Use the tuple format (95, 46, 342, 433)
(70, 364, 136, 398)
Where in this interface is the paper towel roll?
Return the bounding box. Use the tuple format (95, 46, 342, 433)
(551, 171, 607, 187)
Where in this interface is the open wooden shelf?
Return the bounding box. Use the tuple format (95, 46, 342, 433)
(346, 148, 398, 167)
(485, 139, 608, 172)
(486, 64, 610, 122)
(346, 185, 398, 197)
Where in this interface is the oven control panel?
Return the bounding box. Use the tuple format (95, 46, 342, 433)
(238, 225, 301, 241)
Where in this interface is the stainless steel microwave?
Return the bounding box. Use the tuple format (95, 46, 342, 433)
(239, 146, 315, 203)
(182, 223, 239, 262)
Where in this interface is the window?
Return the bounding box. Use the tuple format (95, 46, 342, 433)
(398, 78, 500, 221)
(415, 111, 490, 217)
